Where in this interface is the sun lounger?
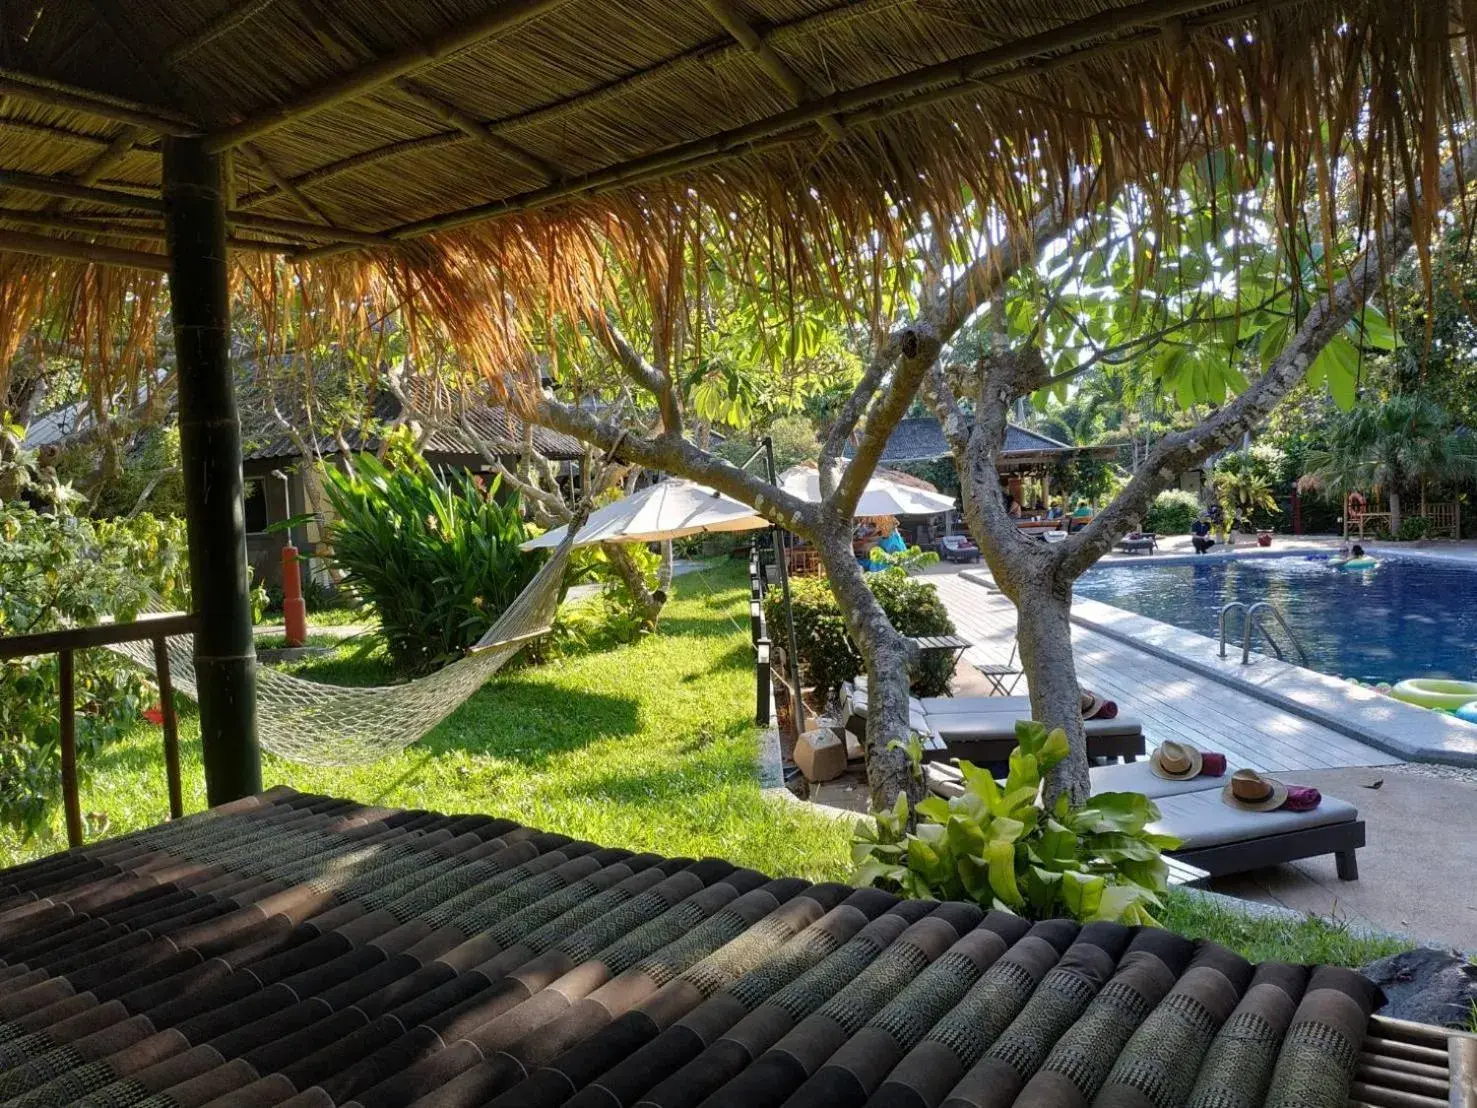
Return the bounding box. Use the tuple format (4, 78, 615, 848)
(1148, 788, 1364, 880)
(1094, 760, 1364, 880)
(928, 757, 1364, 881)
(841, 683, 1146, 766)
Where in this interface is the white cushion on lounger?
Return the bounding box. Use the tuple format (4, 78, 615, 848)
(929, 713, 1143, 741)
(1149, 789, 1358, 849)
(919, 696, 1032, 714)
(1090, 760, 1225, 799)
(841, 683, 930, 735)
(922, 698, 1142, 736)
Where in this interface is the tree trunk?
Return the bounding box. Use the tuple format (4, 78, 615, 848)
(812, 524, 924, 814)
(1012, 574, 1090, 808)
(1388, 488, 1401, 535)
(602, 542, 668, 629)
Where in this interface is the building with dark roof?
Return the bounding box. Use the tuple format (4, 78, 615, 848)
(850, 416, 1116, 472)
(239, 390, 585, 592)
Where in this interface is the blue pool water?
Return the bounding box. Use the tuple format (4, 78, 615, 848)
(1074, 553, 1477, 685)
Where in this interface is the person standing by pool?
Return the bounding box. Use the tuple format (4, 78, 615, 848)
(1191, 515, 1216, 555)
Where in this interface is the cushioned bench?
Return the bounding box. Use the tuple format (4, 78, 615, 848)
(1149, 788, 1364, 880)
(924, 758, 1365, 881)
(842, 682, 1145, 767)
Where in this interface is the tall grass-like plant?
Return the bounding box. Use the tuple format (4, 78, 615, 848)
(321, 454, 539, 675)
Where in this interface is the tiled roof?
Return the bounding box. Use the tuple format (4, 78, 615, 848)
(0, 787, 1389, 1108)
(847, 418, 1077, 464)
(243, 391, 585, 463)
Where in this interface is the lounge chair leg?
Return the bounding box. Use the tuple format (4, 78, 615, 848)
(1125, 753, 1136, 763)
(1336, 850, 1358, 881)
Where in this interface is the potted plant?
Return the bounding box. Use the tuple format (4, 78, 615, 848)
(1257, 529, 1273, 546)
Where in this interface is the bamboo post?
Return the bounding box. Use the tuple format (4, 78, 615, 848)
(163, 136, 261, 806)
(154, 636, 184, 819)
(58, 649, 83, 848)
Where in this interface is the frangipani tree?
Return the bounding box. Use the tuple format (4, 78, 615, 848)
(924, 141, 1477, 805)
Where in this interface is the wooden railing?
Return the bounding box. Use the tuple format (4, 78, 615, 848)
(0, 613, 199, 847)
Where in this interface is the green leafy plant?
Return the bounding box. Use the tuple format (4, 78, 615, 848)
(853, 721, 1179, 924)
(767, 567, 956, 700)
(1144, 489, 1201, 534)
(1214, 470, 1280, 532)
(320, 452, 539, 675)
(0, 503, 191, 836)
(868, 543, 940, 574)
(1395, 515, 1433, 541)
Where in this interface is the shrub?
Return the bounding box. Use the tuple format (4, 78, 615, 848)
(0, 505, 190, 836)
(321, 454, 539, 675)
(1144, 489, 1202, 534)
(1396, 515, 1433, 541)
(764, 567, 957, 700)
(853, 721, 1178, 924)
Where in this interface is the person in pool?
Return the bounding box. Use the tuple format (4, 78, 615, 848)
(1351, 544, 1365, 558)
(1191, 515, 1216, 555)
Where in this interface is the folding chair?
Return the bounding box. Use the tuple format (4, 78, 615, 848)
(973, 641, 1023, 695)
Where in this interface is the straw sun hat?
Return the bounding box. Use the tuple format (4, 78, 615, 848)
(1149, 740, 1203, 780)
(1221, 769, 1290, 812)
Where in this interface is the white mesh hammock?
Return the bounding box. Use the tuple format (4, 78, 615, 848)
(110, 524, 579, 766)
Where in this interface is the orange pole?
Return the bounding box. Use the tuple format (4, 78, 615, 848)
(281, 543, 307, 647)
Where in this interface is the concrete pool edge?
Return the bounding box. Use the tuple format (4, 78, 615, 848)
(1067, 592, 1477, 769)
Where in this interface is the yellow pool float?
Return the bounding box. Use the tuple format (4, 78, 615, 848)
(1390, 678, 1477, 711)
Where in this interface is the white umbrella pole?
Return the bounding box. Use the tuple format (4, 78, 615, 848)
(764, 437, 805, 733)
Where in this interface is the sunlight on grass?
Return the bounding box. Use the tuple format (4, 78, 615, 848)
(1160, 888, 1408, 968)
(0, 563, 853, 883)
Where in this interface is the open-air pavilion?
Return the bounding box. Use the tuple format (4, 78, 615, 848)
(2, 3, 1475, 1104)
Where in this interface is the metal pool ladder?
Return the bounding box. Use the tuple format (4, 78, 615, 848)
(1218, 601, 1309, 666)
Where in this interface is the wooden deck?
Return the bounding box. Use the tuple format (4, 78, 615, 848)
(929, 572, 1396, 774)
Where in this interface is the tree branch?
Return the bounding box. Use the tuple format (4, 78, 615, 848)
(531, 394, 817, 534)
(601, 319, 683, 436)
(833, 324, 942, 519)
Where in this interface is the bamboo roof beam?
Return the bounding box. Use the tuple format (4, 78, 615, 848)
(0, 227, 168, 271)
(167, 0, 286, 65)
(395, 80, 559, 182)
(202, 0, 576, 153)
(699, 0, 845, 142)
(0, 169, 163, 213)
(230, 0, 905, 214)
(0, 118, 149, 153)
(232, 132, 467, 211)
(69, 126, 144, 188)
(366, 0, 1260, 244)
(0, 167, 396, 247)
(0, 67, 198, 136)
(241, 143, 332, 224)
(0, 208, 293, 253)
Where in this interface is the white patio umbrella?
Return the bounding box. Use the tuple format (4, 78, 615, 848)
(778, 464, 957, 516)
(521, 478, 768, 550)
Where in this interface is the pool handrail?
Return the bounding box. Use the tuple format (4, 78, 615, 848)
(1218, 600, 1309, 667)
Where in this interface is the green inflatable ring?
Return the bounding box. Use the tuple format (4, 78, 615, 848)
(1340, 557, 1378, 570)
(1390, 678, 1477, 711)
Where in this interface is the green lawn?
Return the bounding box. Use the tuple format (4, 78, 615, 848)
(0, 560, 1408, 970)
(2, 562, 854, 882)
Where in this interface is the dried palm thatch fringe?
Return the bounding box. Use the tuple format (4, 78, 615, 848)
(0, 0, 1472, 412)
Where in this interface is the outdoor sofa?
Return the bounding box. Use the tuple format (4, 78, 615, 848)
(935, 534, 981, 563)
(926, 756, 1364, 881)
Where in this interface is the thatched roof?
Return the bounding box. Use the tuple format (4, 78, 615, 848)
(0, 0, 1469, 385)
(240, 388, 586, 469)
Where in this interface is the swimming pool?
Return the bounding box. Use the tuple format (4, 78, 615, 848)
(1074, 553, 1477, 685)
